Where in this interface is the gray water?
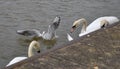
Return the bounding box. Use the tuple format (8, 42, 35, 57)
(0, 0, 120, 67)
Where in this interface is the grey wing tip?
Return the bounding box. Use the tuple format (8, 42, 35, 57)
(56, 16, 60, 19)
(16, 30, 32, 36)
(16, 30, 30, 36)
(53, 16, 61, 23)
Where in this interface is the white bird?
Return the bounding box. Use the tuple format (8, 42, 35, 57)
(6, 40, 40, 66)
(17, 16, 61, 40)
(67, 16, 119, 41)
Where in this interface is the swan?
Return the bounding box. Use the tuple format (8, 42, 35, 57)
(17, 16, 61, 40)
(67, 16, 119, 41)
(6, 40, 40, 66)
(78, 16, 119, 37)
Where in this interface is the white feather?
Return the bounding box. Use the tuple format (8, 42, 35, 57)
(67, 33, 73, 41)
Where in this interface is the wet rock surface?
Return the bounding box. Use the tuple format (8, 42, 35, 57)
(4, 23, 120, 69)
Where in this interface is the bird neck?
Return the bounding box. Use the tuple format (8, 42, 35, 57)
(80, 19, 87, 33)
(81, 24, 87, 33)
(28, 41, 38, 57)
(28, 44, 34, 57)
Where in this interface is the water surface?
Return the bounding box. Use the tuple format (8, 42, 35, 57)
(0, 0, 120, 67)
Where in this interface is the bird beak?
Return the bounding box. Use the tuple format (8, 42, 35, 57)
(101, 24, 105, 28)
(70, 28, 74, 33)
(70, 26, 76, 33)
(37, 50, 41, 53)
(100, 20, 109, 28)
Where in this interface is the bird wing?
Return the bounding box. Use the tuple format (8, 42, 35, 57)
(49, 16, 61, 32)
(6, 57, 27, 66)
(67, 33, 73, 41)
(16, 29, 42, 37)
